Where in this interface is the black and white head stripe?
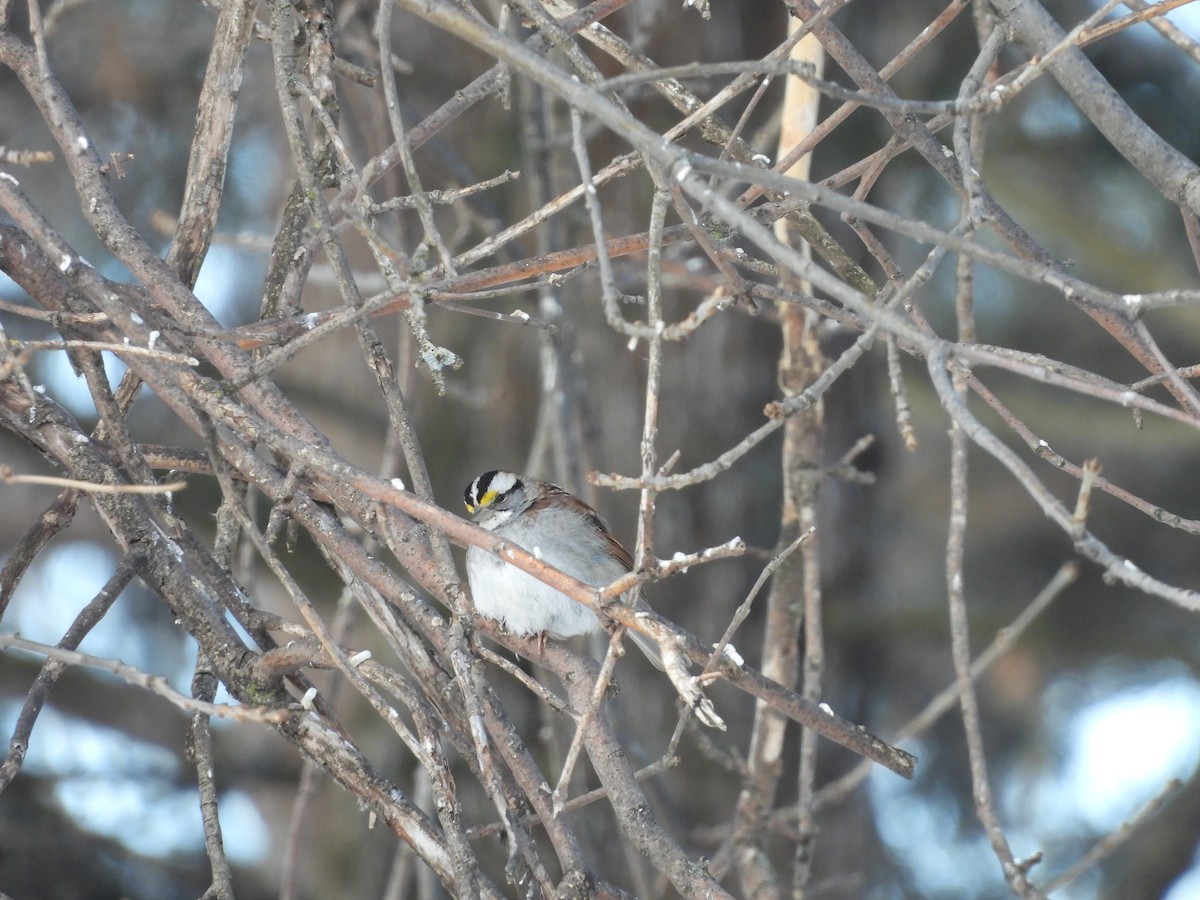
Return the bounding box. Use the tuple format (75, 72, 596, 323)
(464, 470, 521, 513)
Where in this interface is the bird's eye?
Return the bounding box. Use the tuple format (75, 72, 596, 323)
(478, 486, 507, 508)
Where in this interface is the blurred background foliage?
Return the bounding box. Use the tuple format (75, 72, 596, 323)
(2, 0, 1200, 898)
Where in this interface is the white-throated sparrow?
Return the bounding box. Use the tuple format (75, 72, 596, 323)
(464, 470, 659, 664)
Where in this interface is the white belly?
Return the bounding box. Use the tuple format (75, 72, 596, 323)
(466, 546, 601, 639)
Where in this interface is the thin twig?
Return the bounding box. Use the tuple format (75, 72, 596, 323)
(0, 633, 289, 724)
(1, 469, 188, 495)
(1043, 778, 1183, 893)
(812, 562, 1080, 812)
